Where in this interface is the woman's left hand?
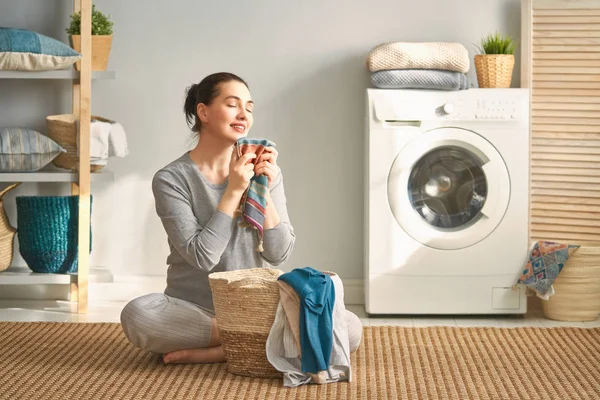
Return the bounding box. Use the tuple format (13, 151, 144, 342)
(255, 148, 280, 187)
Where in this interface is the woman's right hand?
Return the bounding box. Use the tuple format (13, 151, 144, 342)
(227, 146, 256, 196)
(217, 147, 257, 217)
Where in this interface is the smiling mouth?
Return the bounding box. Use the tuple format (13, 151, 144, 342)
(231, 124, 245, 133)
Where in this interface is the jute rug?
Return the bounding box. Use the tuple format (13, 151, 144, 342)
(1, 323, 599, 399)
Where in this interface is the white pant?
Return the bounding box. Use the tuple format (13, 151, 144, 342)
(121, 293, 363, 354)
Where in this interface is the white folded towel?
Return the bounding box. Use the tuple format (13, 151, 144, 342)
(108, 122, 128, 158)
(90, 121, 112, 160)
(79, 118, 129, 164)
(366, 42, 470, 73)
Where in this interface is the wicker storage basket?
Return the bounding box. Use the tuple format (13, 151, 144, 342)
(542, 245, 600, 322)
(0, 183, 20, 272)
(474, 54, 514, 88)
(16, 195, 92, 274)
(46, 114, 111, 172)
(209, 267, 283, 378)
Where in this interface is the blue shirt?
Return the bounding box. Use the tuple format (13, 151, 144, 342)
(279, 266, 335, 373)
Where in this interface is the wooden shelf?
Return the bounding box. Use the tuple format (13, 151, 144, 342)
(0, 165, 114, 183)
(0, 266, 113, 285)
(3, 0, 98, 314)
(0, 70, 115, 80)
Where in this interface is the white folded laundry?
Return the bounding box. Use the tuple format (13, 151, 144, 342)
(78, 118, 129, 161)
(108, 122, 128, 158)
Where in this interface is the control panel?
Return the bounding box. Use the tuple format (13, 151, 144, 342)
(436, 99, 519, 121)
(369, 89, 527, 125)
(474, 99, 518, 120)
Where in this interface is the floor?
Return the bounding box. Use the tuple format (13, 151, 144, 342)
(0, 299, 598, 328)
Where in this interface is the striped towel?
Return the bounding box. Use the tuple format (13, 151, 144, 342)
(235, 137, 276, 252)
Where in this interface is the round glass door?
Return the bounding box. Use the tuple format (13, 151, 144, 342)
(387, 127, 510, 250)
(408, 146, 487, 230)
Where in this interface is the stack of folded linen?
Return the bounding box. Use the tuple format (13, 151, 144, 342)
(366, 42, 470, 90)
(86, 117, 129, 167)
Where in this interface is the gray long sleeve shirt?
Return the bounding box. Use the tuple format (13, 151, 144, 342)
(152, 152, 296, 315)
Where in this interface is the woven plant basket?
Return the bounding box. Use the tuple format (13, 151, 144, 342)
(209, 267, 283, 378)
(46, 114, 111, 172)
(542, 245, 600, 322)
(70, 35, 113, 71)
(474, 54, 514, 88)
(16, 196, 92, 274)
(0, 183, 20, 272)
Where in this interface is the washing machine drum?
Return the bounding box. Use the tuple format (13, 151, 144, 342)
(387, 127, 510, 250)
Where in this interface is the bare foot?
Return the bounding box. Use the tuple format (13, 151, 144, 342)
(163, 346, 226, 364)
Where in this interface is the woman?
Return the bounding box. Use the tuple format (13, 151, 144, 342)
(121, 72, 361, 364)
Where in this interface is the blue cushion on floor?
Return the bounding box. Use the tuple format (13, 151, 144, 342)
(0, 27, 81, 71)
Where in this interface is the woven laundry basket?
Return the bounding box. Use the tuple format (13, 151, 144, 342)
(46, 114, 112, 172)
(209, 267, 283, 378)
(474, 54, 514, 88)
(0, 183, 20, 272)
(542, 245, 600, 322)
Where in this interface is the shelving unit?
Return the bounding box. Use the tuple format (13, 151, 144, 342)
(0, 165, 114, 183)
(0, 266, 113, 285)
(0, 70, 115, 80)
(0, 0, 111, 313)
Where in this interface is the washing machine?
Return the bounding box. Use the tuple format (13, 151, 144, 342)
(365, 88, 529, 315)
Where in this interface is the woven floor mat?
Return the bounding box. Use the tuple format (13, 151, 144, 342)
(1, 322, 599, 399)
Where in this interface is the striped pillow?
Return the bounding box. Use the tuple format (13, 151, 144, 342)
(0, 27, 81, 71)
(0, 128, 66, 172)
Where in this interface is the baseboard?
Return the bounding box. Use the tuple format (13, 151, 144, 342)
(89, 275, 167, 302)
(343, 279, 365, 305)
(1, 274, 366, 305)
(92, 276, 366, 305)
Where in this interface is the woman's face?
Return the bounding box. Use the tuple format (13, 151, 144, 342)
(198, 80, 254, 143)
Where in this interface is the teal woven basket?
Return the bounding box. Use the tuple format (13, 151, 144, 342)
(16, 196, 92, 274)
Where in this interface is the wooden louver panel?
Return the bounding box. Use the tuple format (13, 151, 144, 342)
(524, 0, 600, 244)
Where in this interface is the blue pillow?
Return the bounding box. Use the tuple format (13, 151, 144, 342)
(0, 27, 81, 71)
(0, 128, 66, 172)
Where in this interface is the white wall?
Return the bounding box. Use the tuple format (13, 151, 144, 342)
(0, 0, 522, 280)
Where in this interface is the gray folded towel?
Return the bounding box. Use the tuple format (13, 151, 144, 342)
(371, 69, 469, 90)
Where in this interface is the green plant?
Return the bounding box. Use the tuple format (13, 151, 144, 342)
(474, 32, 517, 55)
(66, 4, 113, 36)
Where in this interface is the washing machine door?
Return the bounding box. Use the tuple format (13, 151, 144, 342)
(387, 127, 510, 250)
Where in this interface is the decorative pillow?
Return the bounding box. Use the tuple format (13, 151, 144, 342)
(516, 240, 580, 299)
(0, 27, 81, 71)
(0, 128, 66, 172)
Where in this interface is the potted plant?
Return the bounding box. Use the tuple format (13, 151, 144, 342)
(66, 4, 113, 71)
(474, 32, 517, 88)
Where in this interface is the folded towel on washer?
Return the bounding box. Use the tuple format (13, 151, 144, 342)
(515, 241, 580, 299)
(234, 137, 276, 252)
(371, 69, 469, 90)
(367, 42, 470, 73)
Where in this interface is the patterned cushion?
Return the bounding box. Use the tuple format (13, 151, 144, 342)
(516, 241, 580, 298)
(0, 27, 81, 71)
(0, 128, 66, 172)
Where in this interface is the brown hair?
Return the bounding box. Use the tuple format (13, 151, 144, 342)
(183, 72, 249, 133)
